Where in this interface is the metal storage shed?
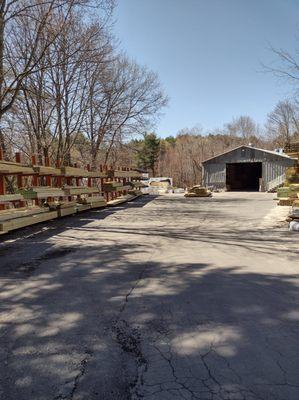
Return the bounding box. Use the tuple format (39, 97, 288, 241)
(202, 145, 297, 192)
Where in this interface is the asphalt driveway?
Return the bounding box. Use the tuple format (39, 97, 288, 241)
(0, 192, 298, 400)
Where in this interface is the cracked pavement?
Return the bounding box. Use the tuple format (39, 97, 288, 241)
(0, 192, 299, 400)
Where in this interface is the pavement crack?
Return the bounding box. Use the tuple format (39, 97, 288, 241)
(154, 344, 203, 399)
(54, 348, 93, 400)
(112, 319, 148, 399)
(119, 264, 148, 315)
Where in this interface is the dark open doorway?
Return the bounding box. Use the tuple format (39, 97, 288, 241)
(226, 162, 262, 191)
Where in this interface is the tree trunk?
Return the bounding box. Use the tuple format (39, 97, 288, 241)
(0, 2, 6, 154)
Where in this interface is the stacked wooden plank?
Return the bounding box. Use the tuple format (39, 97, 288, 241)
(102, 181, 125, 192)
(184, 185, 212, 198)
(113, 170, 142, 178)
(284, 142, 299, 159)
(107, 194, 135, 207)
(0, 194, 24, 203)
(88, 171, 109, 178)
(47, 201, 77, 217)
(33, 165, 61, 176)
(287, 200, 299, 231)
(130, 181, 147, 188)
(277, 184, 299, 206)
(19, 187, 65, 199)
(0, 160, 35, 175)
(287, 200, 299, 221)
(76, 203, 91, 212)
(63, 186, 97, 196)
(78, 195, 107, 209)
(0, 159, 144, 235)
(0, 207, 57, 233)
(60, 166, 90, 177)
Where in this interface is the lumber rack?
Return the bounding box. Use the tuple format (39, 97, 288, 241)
(0, 152, 144, 235)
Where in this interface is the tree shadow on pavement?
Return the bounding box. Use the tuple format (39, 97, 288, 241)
(1, 236, 299, 400)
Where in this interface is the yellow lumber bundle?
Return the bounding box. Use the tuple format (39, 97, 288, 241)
(78, 195, 107, 209)
(102, 181, 124, 191)
(60, 166, 90, 177)
(0, 207, 57, 232)
(0, 194, 24, 202)
(63, 186, 97, 195)
(33, 165, 61, 176)
(0, 160, 35, 175)
(184, 185, 212, 198)
(19, 187, 65, 199)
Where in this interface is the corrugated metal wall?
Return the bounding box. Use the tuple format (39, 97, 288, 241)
(202, 147, 296, 190)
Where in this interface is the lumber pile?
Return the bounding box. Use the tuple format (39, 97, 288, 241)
(0, 154, 144, 235)
(78, 195, 107, 209)
(102, 181, 124, 192)
(0, 207, 57, 233)
(287, 200, 299, 232)
(0, 194, 24, 203)
(0, 160, 35, 175)
(63, 186, 97, 196)
(60, 166, 90, 177)
(76, 203, 91, 212)
(277, 184, 299, 206)
(128, 189, 143, 196)
(19, 186, 65, 199)
(47, 201, 77, 217)
(33, 165, 61, 176)
(113, 170, 142, 178)
(184, 185, 212, 198)
(287, 200, 299, 221)
(130, 181, 147, 188)
(276, 165, 299, 206)
(107, 193, 140, 207)
(88, 170, 108, 178)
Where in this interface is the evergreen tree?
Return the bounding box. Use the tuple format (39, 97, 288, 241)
(137, 133, 160, 176)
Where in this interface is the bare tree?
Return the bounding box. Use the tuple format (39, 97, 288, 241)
(225, 115, 260, 142)
(0, 0, 114, 152)
(266, 100, 299, 147)
(84, 55, 168, 167)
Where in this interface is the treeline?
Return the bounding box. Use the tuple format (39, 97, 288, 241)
(0, 0, 167, 167)
(131, 106, 299, 187)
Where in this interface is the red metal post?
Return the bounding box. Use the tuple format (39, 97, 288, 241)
(15, 152, 26, 207)
(44, 157, 51, 187)
(103, 164, 109, 202)
(32, 155, 38, 186)
(56, 160, 62, 188)
(0, 149, 4, 196)
(15, 152, 23, 189)
(31, 155, 39, 205)
(0, 149, 4, 211)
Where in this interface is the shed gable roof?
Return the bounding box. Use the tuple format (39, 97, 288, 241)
(202, 145, 296, 164)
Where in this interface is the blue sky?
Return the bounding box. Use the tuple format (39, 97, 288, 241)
(114, 0, 299, 137)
